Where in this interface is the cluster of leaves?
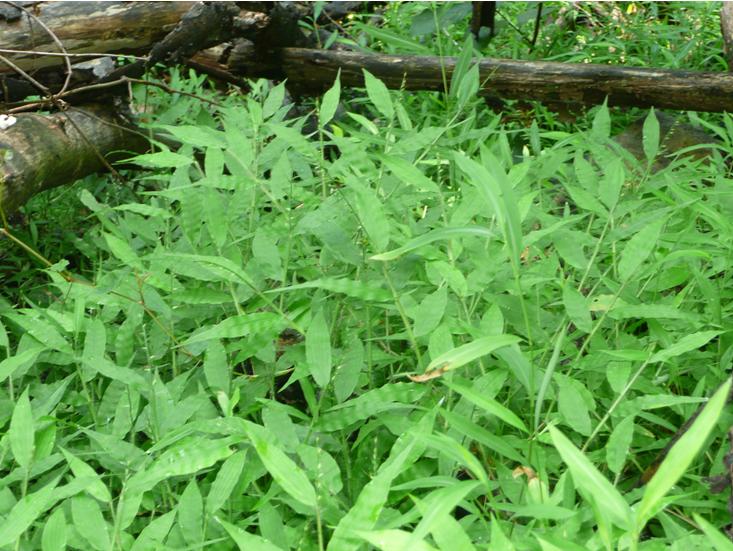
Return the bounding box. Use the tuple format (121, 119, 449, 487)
(1, 2, 733, 550)
(367, 1, 724, 69)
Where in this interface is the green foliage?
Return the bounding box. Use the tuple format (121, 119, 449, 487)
(1, 3, 732, 550)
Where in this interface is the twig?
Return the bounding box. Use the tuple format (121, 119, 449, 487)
(8, 1, 73, 95)
(496, 9, 532, 47)
(125, 77, 224, 106)
(0, 53, 50, 95)
(6, 75, 224, 113)
(641, 379, 733, 486)
(59, 107, 124, 182)
(529, 2, 544, 54)
(0, 48, 147, 62)
(66, 106, 156, 144)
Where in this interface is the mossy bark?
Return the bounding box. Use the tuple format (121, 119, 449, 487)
(0, 106, 147, 217)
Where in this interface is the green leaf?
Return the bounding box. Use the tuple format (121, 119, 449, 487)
(490, 516, 516, 551)
(558, 382, 591, 435)
(127, 437, 234, 494)
(9, 387, 34, 469)
(650, 331, 720, 363)
(71, 496, 111, 551)
(618, 218, 665, 280)
(252, 229, 282, 280)
(81, 318, 106, 382)
(113, 203, 172, 219)
(643, 108, 660, 162)
(0, 346, 43, 384)
(491, 502, 576, 520)
(41, 507, 67, 551)
(355, 24, 433, 54)
(418, 432, 489, 486)
(60, 448, 112, 503)
(218, 518, 283, 551)
(693, 513, 733, 551)
(371, 226, 495, 261)
(204, 188, 228, 249)
(412, 480, 480, 542)
(204, 339, 230, 394)
(178, 479, 203, 546)
(421, 335, 520, 377)
(453, 152, 522, 268)
(456, 64, 479, 111)
(599, 158, 624, 210)
(263, 81, 286, 119)
(549, 425, 632, 530)
(562, 285, 592, 333)
(636, 378, 731, 527)
(104, 232, 143, 270)
(128, 150, 193, 168)
(413, 287, 448, 338)
(318, 383, 426, 431)
(443, 380, 527, 433)
(449, 36, 475, 98)
(591, 101, 611, 140)
(157, 125, 226, 148)
(363, 69, 394, 119)
(0, 479, 59, 546)
(86, 358, 146, 388)
(306, 310, 332, 388)
(439, 408, 525, 463)
(184, 313, 286, 345)
(328, 440, 418, 550)
(345, 176, 390, 251)
(130, 510, 176, 551)
(346, 112, 379, 135)
(355, 529, 438, 551)
(334, 334, 364, 402)
(244, 421, 317, 508)
(413, 490, 477, 551)
(379, 155, 440, 193)
(320, 71, 341, 127)
(535, 535, 589, 551)
(206, 450, 246, 515)
(606, 415, 635, 475)
(3, 312, 71, 353)
(267, 277, 390, 302)
(560, 182, 608, 217)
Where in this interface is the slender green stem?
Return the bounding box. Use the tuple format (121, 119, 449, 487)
(381, 264, 423, 370)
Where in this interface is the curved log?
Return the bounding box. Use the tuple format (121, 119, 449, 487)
(0, 106, 148, 216)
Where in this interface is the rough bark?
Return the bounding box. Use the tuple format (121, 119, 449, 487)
(0, 1, 195, 74)
(722, 3, 733, 70)
(0, 107, 148, 216)
(471, 1, 496, 39)
(2, 1, 733, 220)
(230, 47, 733, 113)
(2, 3, 733, 113)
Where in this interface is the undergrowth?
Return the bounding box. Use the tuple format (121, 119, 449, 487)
(1, 2, 732, 550)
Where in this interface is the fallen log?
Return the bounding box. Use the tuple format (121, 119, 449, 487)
(1, 1, 732, 224)
(2, 3, 733, 113)
(231, 47, 733, 113)
(0, 106, 148, 217)
(0, 1, 195, 74)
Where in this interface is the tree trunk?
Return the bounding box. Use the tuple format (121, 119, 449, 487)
(722, 3, 733, 71)
(0, 1, 195, 74)
(2, 1, 733, 220)
(0, 107, 148, 217)
(231, 47, 733, 113)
